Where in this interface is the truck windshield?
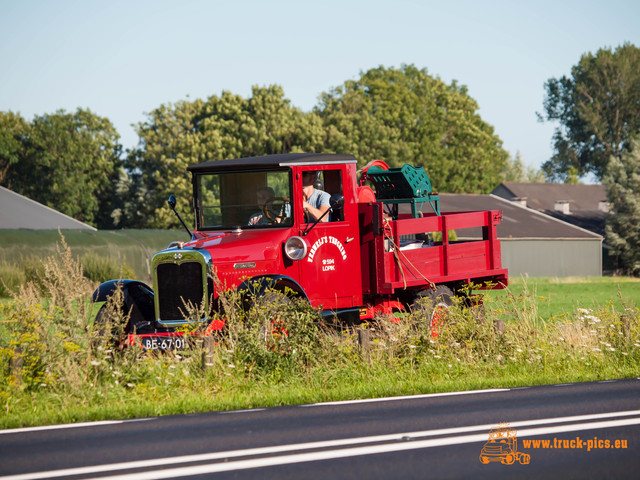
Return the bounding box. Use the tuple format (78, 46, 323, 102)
(195, 169, 293, 230)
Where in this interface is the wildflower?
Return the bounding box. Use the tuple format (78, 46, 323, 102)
(90, 361, 101, 366)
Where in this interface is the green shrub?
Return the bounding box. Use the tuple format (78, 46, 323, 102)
(233, 293, 324, 378)
(0, 263, 26, 298)
(81, 252, 136, 283)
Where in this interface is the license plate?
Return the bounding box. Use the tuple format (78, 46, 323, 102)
(141, 336, 188, 351)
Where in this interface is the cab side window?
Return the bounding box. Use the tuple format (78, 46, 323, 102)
(319, 170, 344, 222)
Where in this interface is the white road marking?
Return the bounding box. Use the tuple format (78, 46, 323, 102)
(219, 409, 266, 414)
(0, 420, 133, 436)
(2, 410, 639, 480)
(305, 388, 511, 406)
(17, 416, 640, 480)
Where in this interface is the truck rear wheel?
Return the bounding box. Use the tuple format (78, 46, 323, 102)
(411, 285, 453, 338)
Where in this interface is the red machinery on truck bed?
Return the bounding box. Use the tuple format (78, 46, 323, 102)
(93, 153, 507, 349)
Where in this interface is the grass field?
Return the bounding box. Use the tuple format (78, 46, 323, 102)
(491, 276, 640, 321)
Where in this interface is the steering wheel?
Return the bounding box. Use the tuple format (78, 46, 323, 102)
(262, 197, 290, 222)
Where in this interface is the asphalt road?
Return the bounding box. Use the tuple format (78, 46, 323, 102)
(1, 379, 639, 479)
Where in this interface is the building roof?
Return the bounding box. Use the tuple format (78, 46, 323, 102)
(0, 186, 96, 230)
(543, 210, 609, 237)
(492, 182, 608, 211)
(430, 194, 601, 240)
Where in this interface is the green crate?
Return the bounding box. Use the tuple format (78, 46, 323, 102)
(366, 164, 440, 217)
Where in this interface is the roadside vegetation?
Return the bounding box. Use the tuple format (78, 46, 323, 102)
(1, 237, 639, 429)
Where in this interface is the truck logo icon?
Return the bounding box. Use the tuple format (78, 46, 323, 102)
(479, 423, 531, 465)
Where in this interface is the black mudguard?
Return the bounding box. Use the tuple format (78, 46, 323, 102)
(92, 279, 164, 334)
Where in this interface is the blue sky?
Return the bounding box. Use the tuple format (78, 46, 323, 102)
(1, 0, 639, 174)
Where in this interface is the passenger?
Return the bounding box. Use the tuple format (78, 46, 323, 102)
(248, 186, 275, 225)
(302, 171, 330, 222)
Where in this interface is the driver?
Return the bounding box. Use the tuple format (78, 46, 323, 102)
(302, 171, 330, 223)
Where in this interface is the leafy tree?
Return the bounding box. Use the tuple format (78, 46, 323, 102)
(3, 109, 122, 228)
(540, 43, 640, 181)
(0, 111, 30, 184)
(603, 135, 640, 276)
(500, 151, 545, 183)
(123, 86, 325, 229)
(316, 64, 508, 193)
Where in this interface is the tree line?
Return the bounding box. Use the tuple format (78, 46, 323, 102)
(2, 64, 511, 230)
(2, 53, 640, 274)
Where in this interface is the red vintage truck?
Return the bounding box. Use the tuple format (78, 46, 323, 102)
(93, 153, 507, 349)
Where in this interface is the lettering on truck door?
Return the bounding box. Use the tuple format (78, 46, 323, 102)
(298, 168, 361, 310)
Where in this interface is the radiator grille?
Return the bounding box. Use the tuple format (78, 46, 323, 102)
(156, 261, 204, 321)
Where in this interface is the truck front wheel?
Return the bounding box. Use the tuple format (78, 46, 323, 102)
(411, 285, 453, 338)
(250, 291, 293, 343)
